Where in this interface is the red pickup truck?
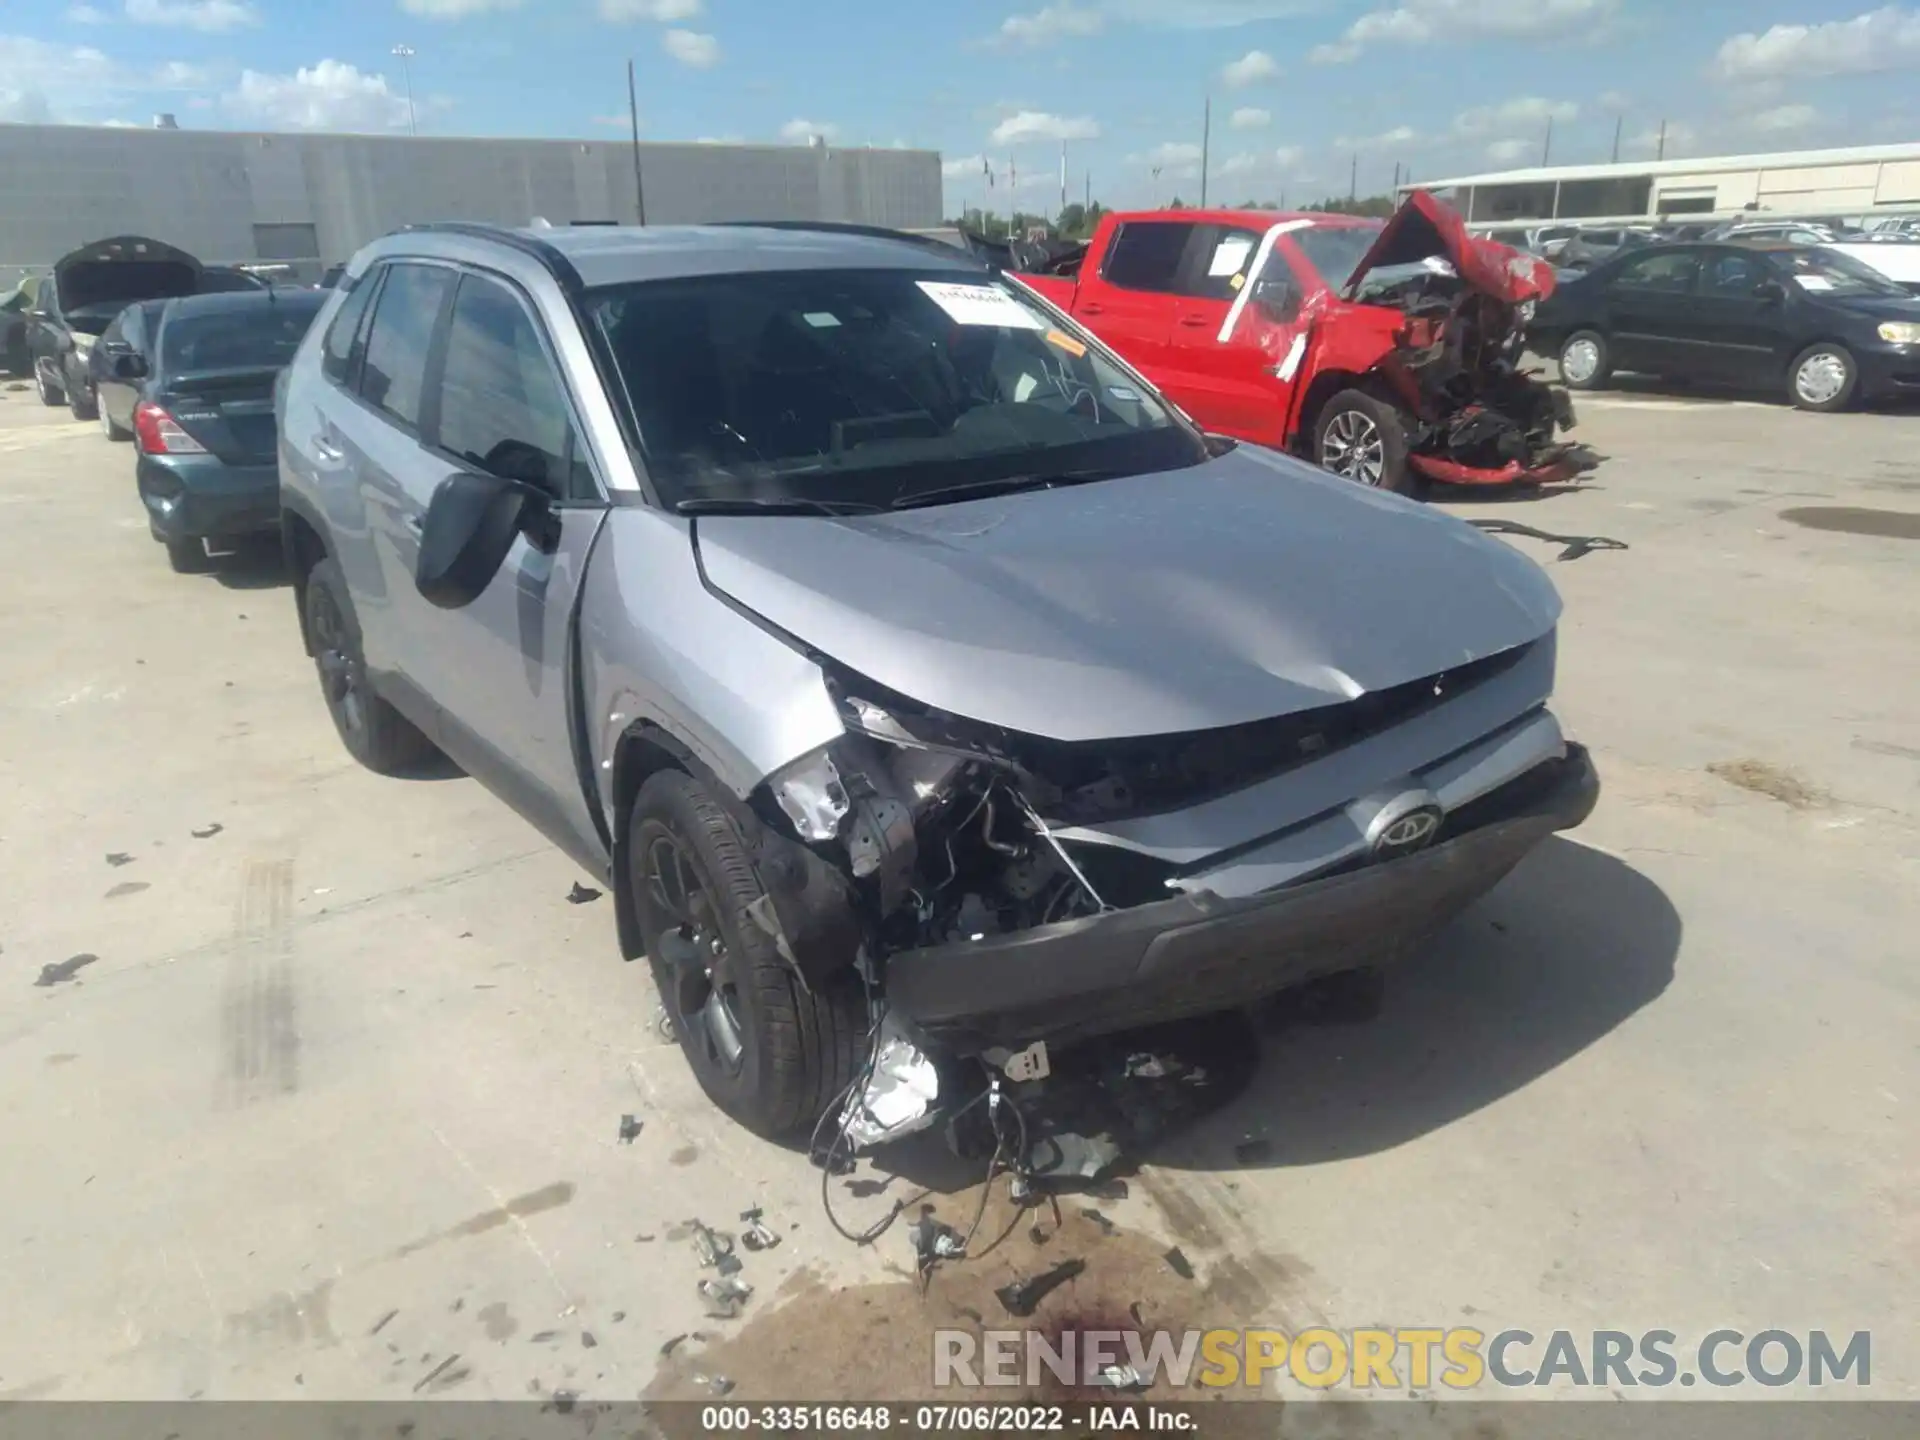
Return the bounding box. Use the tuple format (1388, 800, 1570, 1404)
(1014, 191, 1578, 495)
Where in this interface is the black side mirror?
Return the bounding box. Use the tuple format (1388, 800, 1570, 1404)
(111, 353, 148, 381)
(1753, 279, 1788, 304)
(414, 471, 550, 609)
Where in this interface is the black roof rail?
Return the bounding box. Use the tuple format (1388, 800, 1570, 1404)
(711, 219, 980, 260)
(400, 221, 584, 292)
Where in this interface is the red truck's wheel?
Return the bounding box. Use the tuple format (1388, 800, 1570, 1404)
(1314, 389, 1419, 496)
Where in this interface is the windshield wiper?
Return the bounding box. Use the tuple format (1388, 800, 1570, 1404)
(889, 470, 1127, 511)
(672, 496, 884, 517)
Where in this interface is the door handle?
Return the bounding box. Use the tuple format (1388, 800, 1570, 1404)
(1079, 303, 1105, 316)
(1179, 315, 1210, 328)
(312, 437, 344, 464)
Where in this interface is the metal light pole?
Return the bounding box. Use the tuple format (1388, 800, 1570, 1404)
(627, 58, 647, 225)
(391, 44, 417, 136)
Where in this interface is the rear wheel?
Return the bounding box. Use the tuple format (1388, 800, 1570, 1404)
(1788, 343, 1856, 412)
(1558, 330, 1612, 390)
(303, 556, 437, 774)
(35, 363, 64, 407)
(1314, 389, 1419, 496)
(632, 770, 867, 1138)
(68, 380, 97, 421)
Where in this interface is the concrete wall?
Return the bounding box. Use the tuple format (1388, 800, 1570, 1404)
(0, 124, 942, 286)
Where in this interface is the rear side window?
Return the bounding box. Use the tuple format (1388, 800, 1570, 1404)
(359, 263, 455, 429)
(434, 274, 590, 501)
(321, 275, 376, 385)
(1102, 222, 1193, 293)
(1613, 250, 1700, 293)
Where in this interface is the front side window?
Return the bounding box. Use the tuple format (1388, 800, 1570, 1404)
(435, 274, 589, 500)
(590, 267, 1203, 510)
(1289, 223, 1384, 291)
(1704, 251, 1770, 296)
(1184, 226, 1266, 301)
(1613, 250, 1700, 293)
(360, 263, 455, 429)
(1102, 222, 1194, 292)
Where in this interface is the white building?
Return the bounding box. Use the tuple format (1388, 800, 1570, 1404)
(1404, 142, 1920, 228)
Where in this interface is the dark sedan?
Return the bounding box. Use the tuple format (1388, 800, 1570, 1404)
(113, 289, 326, 572)
(1530, 241, 1920, 411)
(86, 298, 170, 440)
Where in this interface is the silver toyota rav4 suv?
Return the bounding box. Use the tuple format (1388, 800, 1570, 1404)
(277, 221, 1598, 1138)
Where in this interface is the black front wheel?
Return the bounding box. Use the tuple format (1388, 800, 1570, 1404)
(35, 363, 64, 408)
(631, 770, 866, 1138)
(303, 557, 437, 774)
(1557, 330, 1612, 391)
(1314, 389, 1420, 496)
(68, 379, 97, 421)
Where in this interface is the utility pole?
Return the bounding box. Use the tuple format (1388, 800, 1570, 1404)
(627, 59, 647, 224)
(1060, 141, 1067, 217)
(1611, 113, 1623, 163)
(1542, 115, 1554, 166)
(1349, 151, 1357, 203)
(391, 43, 417, 136)
(1656, 119, 1668, 160)
(1391, 161, 1401, 193)
(1200, 96, 1211, 208)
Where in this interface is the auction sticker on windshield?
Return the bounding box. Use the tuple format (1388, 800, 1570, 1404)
(917, 281, 1045, 329)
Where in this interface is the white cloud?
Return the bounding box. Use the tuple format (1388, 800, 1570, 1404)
(592, 114, 633, 128)
(695, 134, 743, 144)
(1216, 145, 1307, 177)
(1334, 124, 1419, 153)
(402, 0, 523, 14)
(1452, 96, 1578, 137)
(989, 108, 1099, 143)
(1629, 119, 1696, 157)
(992, 3, 1103, 47)
(780, 117, 839, 142)
(224, 59, 412, 131)
(1221, 49, 1279, 86)
(67, 4, 108, 22)
(124, 0, 258, 31)
(942, 151, 987, 177)
(1312, 0, 1617, 63)
(661, 28, 719, 66)
(599, 0, 702, 19)
(0, 32, 205, 121)
(1597, 88, 1630, 110)
(0, 87, 54, 122)
(1485, 137, 1533, 162)
(1229, 106, 1269, 129)
(1132, 140, 1204, 175)
(1749, 101, 1819, 133)
(1712, 6, 1920, 81)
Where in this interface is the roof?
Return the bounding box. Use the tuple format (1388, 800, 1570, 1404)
(414, 223, 989, 289)
(1405, 142, 1920, 192)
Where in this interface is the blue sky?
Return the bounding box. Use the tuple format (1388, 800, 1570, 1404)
(3, 0, 1918, 211)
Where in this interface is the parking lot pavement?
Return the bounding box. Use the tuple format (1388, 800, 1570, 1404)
(1, 384, 1915, 1402)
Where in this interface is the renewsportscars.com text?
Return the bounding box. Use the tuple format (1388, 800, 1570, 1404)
(933, 1327, 1872, 1392)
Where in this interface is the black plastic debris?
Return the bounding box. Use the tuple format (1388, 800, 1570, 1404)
(412, 1355, 462, 1393)
(191, 823, 224, 840)
(581, 1331, 598, 1349)
(739, 1208, 780, 1251)
(1467, 518, 1628, 563)
(689, 1220, 740, 1275)
(36, 954, 97, 988)
(660, 1330, 712, 1358)
(1081, 1207, 1117, 1237)
(547, 1390, 579, 1414)
(618, 1114, 643, 1144)
(106, 853, 134, 867)
(1163, 1247, 1194, 1281)
(995, 1257, 1085, 1318)
(635, 1232, 656, 1243)
(612, 1311, 626, 1323)
(530, 1330, 560, 1343)
(370, 1310, 399, 1336)
(567, 883, 603, 905)
(105, 882, 149, 900)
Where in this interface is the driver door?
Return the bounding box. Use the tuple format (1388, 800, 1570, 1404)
(1161, 224, 1294, 446)
(400, 268, 611, 868)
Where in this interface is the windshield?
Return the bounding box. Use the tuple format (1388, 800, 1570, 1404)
(159, 296, 324, 372)
(1288, 223, 1384, 289)
(590, 267, 1203, 509)
(1781, 248, 1908, 299)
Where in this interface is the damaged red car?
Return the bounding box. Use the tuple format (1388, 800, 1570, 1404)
(1014, 191, 1579, 495)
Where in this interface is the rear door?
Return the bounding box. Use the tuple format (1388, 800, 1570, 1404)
(328, 262, 460, 688)
(1162, 223, 1293, 445)
(152, 301, 316, 463)
(398, 268, 609, 863)
(1071, 220, 1190, 380)
(1603, 248, 1704, 375)
(93, 307, 138, 428)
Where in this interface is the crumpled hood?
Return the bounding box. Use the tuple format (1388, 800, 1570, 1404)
(53, 235, 201, 313)
(694, 448, 1563, 742)
(1345, 191, 1557, 307)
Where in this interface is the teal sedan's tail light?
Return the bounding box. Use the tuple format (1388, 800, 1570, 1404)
(133, 401, 207, 455)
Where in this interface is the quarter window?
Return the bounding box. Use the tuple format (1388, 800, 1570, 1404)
(359, 263, 455, 428)
(321, 272, 376, 385)
(434, 274, 589, 500)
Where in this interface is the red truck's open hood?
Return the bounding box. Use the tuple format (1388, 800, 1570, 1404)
(1342, 191, 1556, 306)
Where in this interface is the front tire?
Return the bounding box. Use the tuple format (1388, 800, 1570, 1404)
(35, 363, 64, 407)
(631, 770, 867, 1138)
(1788, 343, 1856, 412)
(68, 379, 97, 421)
(1558, 330, 1612, 391)
(303, 556, 437, 774)
(1314, 388, 1419, 496)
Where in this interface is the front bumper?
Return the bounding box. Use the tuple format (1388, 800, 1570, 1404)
(1856, 343, 1920, 401)
(885, 744, 1599, 1050)
(138, 454, 280, 542)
